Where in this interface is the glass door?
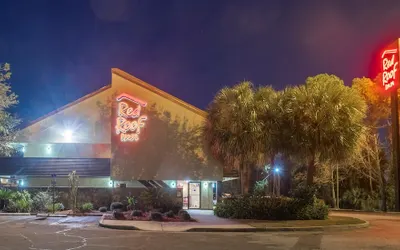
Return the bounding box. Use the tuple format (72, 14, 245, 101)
(188, 182, 200, 209)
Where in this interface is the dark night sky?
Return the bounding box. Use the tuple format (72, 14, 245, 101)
(1, 0, 400, 124)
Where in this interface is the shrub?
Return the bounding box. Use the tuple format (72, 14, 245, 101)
(99, 207, 107, 212)
(110, 202, 124, 211)
(139, 189, 181, 213)
(113, 210, 125, 220)
(150, 211, 163, 221)
(178, 209, 188, 217)
(0, 189, 13, 210)
(32, 191, 52, 212)
(214, 195, 328, 220)
(80, 202, 94, 212)
(179, 211, 191, 221)
(164, 210, 174, 218)
(6, 190, 33, 213)
(131, 210, 143, 217)
(47, 203, 64, 213)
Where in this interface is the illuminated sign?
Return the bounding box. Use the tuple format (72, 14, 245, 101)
(381, 41, 400, 91)
(115, 93, 148, 142)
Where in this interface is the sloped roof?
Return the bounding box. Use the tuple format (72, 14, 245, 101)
(24, 68, 207, 129)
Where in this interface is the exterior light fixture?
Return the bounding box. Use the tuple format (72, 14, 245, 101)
(212, 182, 216, 188)
(274, 168, 280, 173)
(170, 181, 176, 188)
(203, 182, 209, 188)
(63, 129, 73, 142)
(21, 146, 25, 153)
(20, 180, 24, 186)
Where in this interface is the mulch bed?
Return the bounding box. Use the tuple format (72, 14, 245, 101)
(104, 211, 197, 222)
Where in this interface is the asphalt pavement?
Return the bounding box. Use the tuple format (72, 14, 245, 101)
(0, 212, 399, 250)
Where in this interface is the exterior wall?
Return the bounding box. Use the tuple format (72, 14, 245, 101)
(21, 143, 110, 158)
(12, 68, 223, 183)
(17, 86, 114, 158)
(25, 176, 144, 188)
(110, 70, 223, 181)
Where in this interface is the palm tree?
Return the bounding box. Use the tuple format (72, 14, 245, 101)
(204, 82, 263, 194)
(280, 74, 366, 185)
(254, 86, 281, 193)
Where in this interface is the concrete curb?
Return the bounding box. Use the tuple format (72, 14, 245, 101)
(0, 213, 31, 216)
(330, 209, 400, 216)
(98, 216, 139, 230)
(98, 215, 370, 233)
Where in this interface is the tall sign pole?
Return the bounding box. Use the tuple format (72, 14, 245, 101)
(381, 39, 400, 211)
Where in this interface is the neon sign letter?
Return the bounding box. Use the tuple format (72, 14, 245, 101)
(382, 47, 400, 91)
(115, 94, 148, 142)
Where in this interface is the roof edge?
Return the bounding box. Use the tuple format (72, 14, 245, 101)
(23, 85, 112, 129)
(111, 68, 207, 117)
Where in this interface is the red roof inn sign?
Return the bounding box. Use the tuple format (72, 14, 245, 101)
(381, 39, 400, 212)
(382, 40, 400, 91)
(115, 93, 148, 142)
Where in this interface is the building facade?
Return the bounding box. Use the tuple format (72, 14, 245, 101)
(0, 69, 237, 209)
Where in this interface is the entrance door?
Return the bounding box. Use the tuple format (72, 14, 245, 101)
(188, 182, 200, 209)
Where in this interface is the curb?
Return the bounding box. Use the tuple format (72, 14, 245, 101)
(185, 222, 369, 232)
(0, 213, 31, 216)
(330, 209, 400, 216)
(98, 215, 370, 233)
(98, 216, 139, 230)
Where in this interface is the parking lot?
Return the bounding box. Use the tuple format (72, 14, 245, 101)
(0, 213, 400, 250)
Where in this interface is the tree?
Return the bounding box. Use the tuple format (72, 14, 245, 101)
(351, 77, 390, 129)
(351, 77, 391, 211)
(68, 171, 79, 213)
(0, 63, 20, 156)
(254, 86, 281, 193)
(204, 82, 263, 194)
(280, 74, 366, 185)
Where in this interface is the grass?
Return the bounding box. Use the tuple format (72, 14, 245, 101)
(243, 216, 365, 228)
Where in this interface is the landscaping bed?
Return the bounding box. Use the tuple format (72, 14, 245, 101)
(104, 211, 197, 222)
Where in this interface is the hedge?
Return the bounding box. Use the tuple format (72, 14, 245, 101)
(214, 195, 328, 220)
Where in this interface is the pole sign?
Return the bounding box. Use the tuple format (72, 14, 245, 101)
(381, 40, 400, 91)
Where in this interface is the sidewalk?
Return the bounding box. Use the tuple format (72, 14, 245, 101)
(99, 210, 369, 232)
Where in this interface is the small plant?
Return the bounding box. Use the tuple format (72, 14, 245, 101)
(99, 207, 107, 212)
(126, 196, 136, 210)
(113, 210, 125, 220)
(179, 211, 191, 221)
(68, 171, 79, 213)
(150, 211, 163, 221)
(47, 203, 64, 213)
(131, 210, 143, 217)
(164, 210, 174, 218)
(81, 202, 94, 212)
(110, 202, 124, 211)
(6, 190, 32, 213)
(32, 191, 52, 212)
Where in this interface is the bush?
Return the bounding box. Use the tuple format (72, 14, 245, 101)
(131, 210, 143, 217)
(113, 210, 125, 220)
(110, 202, 124, 211)
(139, 189, 181, 213)
(214, 195, 328, 220)
(32, 191, 52, 212)
(47, 203, 64, 213)
(150, 211, 163, 221)
(99, 207, 107, 212)
(164, 210, 174, 218)
(6, 190, 33, 213)
(179, 211, 191, 221)
(80, 202, 94, 212)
